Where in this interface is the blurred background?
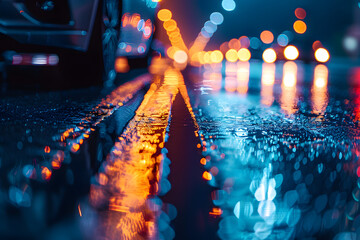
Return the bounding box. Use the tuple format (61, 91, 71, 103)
(155, 0, 360, 63)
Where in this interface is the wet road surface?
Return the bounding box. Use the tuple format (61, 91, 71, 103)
(1, 59, 360, 239)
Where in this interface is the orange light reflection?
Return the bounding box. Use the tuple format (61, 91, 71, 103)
(261, 63, 275, 106)
(311, 64, 329, 115)
(90, 69, 183, 239)
(237, 61, 250, 94)
(281, 61, 298, 115)
(225, 62, 237, 92)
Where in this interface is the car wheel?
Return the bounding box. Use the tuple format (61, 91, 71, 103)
(101, 0, 120, 87)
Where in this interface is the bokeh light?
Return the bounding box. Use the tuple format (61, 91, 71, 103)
(239, 36, 250, 48)
(295, 8, 306, 19)
(228, 38, 241, 50)
(220, 42, 229, 53)
(174, 50, 188, 64)
(237, 48, 251, 62)
(157, 9, 172, 22)
(344, 36, 358, 52)
(284, 45, 299, 60)
(210, 12, 224, 25)
(260, 31, 274, 44)
(225, 49, 239, 62)
(222, 0, 236, 11)
(204, 21, 217, 34)
(277, 34, 289, 47)
(315, 48, 330, 63)
(263, 48, 277, 63)
(293, 20, 307, 34)
(115, 57, 130, 73)
(163, 20, 177, 31)
(210, 50, 224, 63)
(250, 37, 261, 49)
(312, 40, 323, 51)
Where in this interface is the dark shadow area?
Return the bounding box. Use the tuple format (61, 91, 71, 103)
(163, 93, 220, 240)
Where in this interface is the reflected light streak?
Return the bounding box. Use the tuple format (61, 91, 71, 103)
(203, 71, 222, 93)
(311, 64, 329, 115)
(90, 69, 181, 239)
(39, 75, 152, 182)
(225, 62, 237, 92)
(261, 63, 275, 106)
(78, 204, 82, 217)
(177, 71, 200, 135)
(281, 61, 298, 115)
(237, 62, 250, 94)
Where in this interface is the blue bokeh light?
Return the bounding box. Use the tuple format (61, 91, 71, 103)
(210, 12, 224, 25)
(277, 34, 289, 47)
(222, 0, 236, 11)
(204, 21, 217, 34)
(250, 37, 261, 49)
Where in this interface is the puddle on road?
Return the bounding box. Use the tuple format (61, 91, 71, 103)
(188, 61, 360, 239)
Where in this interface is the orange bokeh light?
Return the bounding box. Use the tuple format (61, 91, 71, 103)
(44, 146, 51, 153)
(293, 20, 307, 34)
(260, 30, 274, 44)
(210, 50, 224, 63)
(202, 171, 213, 181)
(237, 48, 251, 62)
(163, 20, 177, 31)
(228, 38, 241, 50)
(209, 207, 223, 216)
(41, 167, 52, 181)
(71, 143, 80, 153)
(115, 57, 130, 73)
(225, 49, 239, 62)
(174, 50, 188, 64)
(157, 9, 172, 22)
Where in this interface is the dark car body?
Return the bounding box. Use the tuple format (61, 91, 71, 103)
(0, 0, 157, 55)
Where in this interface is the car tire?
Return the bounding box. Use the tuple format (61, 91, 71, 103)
(57, 0, 121, 89)
(101, 0, 121, 87)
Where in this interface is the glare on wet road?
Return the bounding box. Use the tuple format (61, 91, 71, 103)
(1, 59, 360, 240)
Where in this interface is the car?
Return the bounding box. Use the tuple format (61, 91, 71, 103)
(0, 0, 158, 89)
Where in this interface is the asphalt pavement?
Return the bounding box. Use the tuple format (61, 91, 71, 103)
(0, 59, 360, 240)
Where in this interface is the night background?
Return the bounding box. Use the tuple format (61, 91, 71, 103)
(0, 0, 360, 240)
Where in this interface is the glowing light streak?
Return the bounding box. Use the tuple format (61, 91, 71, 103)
(281, 62, 298, 115)
(311, 65, 329, 115)
(261, 63, 275, 106)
